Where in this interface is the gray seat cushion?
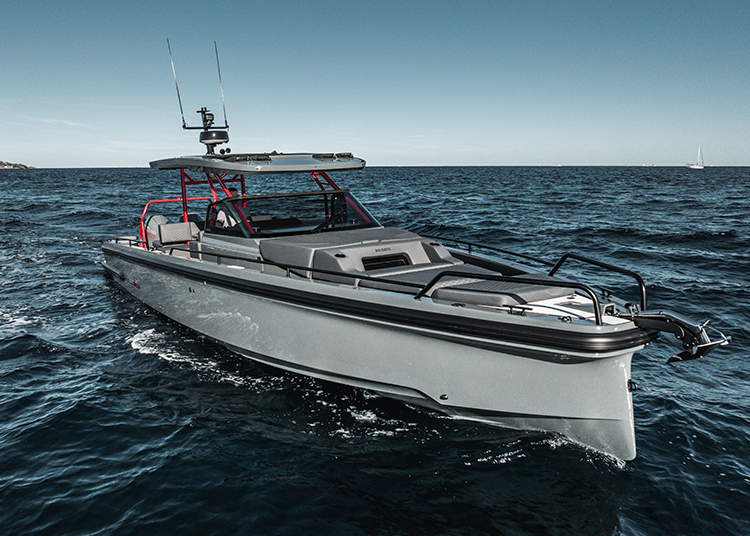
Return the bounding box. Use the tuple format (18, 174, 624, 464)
(431, 273, 572, 306)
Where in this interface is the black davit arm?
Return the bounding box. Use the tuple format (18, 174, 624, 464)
(623, 311, 731, 363)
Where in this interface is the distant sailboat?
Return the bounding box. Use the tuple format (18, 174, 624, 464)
(687, 146, 705, 169)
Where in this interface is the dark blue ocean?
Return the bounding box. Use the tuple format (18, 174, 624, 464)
(1, 166, 748, 535)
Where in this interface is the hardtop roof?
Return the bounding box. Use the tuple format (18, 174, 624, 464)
(150, 152, 366, 174)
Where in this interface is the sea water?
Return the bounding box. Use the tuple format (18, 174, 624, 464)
(1, 167, 748, 535)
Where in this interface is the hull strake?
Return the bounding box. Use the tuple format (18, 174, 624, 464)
(103, 244, 641, 459)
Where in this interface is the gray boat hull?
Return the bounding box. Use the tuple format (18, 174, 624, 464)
(103, 242, 640, 460)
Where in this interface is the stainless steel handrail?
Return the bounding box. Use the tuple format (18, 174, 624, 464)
(423, 234, 649, 313)
(420, 234, 554, 267)
(161, 245, 426, 291)
(412, 270, 604, 325)
(548, 253, 648, 311)
(155, 244, 627, 325)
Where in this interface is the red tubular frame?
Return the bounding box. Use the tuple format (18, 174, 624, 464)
(311, 171, 340, 191)
(139, 168, 367, 248)
(138, 197, 212, 246)
(139, 169, 247, 248)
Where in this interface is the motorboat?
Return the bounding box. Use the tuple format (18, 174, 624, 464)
(102, 114, 729, 461)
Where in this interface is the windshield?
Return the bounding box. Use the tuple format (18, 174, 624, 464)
(204, 190, 380, 238)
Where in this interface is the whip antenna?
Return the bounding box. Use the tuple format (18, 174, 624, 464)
(164, 39, 229, 154)
(167, 38, 187, 129)
(214, 41, 228, 128)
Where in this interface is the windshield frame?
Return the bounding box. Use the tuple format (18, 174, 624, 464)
(204, 189, 381, 238)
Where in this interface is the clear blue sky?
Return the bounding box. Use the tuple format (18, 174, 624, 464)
(2, 0, 748, 167)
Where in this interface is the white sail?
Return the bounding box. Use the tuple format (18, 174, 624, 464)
(687, 146, 704, 169)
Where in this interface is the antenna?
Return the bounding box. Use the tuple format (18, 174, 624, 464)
(165, 39, 230, 154)
(215, 41, 229, 128)
(167, 38, 187, 129)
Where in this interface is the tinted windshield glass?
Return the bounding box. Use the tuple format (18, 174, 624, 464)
(204, 190, 380, 237)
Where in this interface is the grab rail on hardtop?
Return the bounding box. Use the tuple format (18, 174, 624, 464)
(161, 245, 605, 325)
(413, 270, 604, 325)
(549, 253, 648, 311)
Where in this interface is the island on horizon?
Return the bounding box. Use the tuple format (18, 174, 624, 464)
(1, 161, 34, 169)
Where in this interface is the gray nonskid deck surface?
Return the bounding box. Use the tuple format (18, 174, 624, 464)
(258, 227, 423, 272)
(258, 227, 570, 304)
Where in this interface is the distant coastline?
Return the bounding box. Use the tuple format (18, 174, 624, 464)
(1, 161, 34, 169)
